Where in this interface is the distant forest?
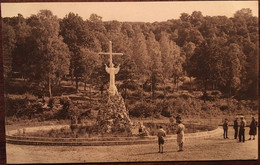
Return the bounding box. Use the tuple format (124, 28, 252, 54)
(2, 8, 258, 99)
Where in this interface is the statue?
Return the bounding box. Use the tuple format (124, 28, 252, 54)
(105, 63, 120, 96)
(99, 41, 123, 96)
(97, 41, 132, 135)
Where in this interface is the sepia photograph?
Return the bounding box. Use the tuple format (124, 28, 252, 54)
(0, 1, 259, 164)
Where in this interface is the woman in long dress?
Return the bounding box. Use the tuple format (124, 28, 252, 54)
(176, 115, 185, 152)
(249, 117, 257, 140)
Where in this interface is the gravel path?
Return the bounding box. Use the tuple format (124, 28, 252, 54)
(6, 127, 258, 163)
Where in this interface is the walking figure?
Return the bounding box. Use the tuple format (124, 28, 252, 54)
(157, 126, 166, 153)
(223, 118, 229, 139)
(233, 117, 239, 139)
(176, 115, 185, 152)
(239, 116, 246, 142)
(249, 117, 257, 140)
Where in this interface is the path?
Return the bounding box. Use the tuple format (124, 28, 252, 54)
(6, 127, 258, 163)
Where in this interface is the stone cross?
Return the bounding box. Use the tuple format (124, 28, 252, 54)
(99, 41, 123, 96)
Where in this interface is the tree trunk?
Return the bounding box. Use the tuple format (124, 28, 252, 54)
(204, 79, 207, 93)
(150, 83, 153, 100)
(176, 77, 179, 91)
(84, 81, 87, 91)
(71, 74, 74, 85)
(141, 84, 144, 103)
(75, 76, 79, 92)
(229, 84, 232, 98)
(189, 77, 192, 91)
(124, 87, 127, 100)
(48, 77, 52, 98)
(89, 82, 92, 104)
(163, 80, 166, 99)
(100, 84, 104, 95)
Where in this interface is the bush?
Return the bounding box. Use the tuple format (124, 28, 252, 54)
(129, 101, 157, 118)
(161, 107, 171, 117)
(220, 105, 228, 111)
(48, 97, 57, 108)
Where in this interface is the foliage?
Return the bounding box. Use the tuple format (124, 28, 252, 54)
(2, 8, 258, 111)
(2, 22, 16, 78)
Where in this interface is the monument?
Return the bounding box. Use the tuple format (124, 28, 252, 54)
(97, 41, 132, 134)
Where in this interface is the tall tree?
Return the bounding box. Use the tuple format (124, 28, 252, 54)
(81, 48, 101, 102)
(27, 10, 70, 98)
(222, 43, 246, 97)
(171, 41, 183, 91)
(2, 22, 16, 79)
(146, 31, 163, 99)
(10, 14, 31, 78)
(182, 42, 196, 90)
(60, 12, 95, 91)
(132, 30, 151, 101)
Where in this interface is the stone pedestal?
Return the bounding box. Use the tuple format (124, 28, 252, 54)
(97, 92, 132, 134)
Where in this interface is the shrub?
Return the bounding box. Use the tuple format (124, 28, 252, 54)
(129, 101, 157, 118)
(220, 105, 229, 111)
(48, 97, 57, 108)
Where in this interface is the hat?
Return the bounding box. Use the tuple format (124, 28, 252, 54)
(240, 116, 244, 119)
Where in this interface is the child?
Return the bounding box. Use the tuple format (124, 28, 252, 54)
(223, 118, 229, 139)
(157, 126, 166, 153)
(176, 115, 185, 152)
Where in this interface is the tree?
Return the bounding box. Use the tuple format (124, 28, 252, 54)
(117, 54, 139, 100)
(2, 22, 16, 79)
(12, 14, 31, 78)
(182, 42, 196, 90)
(81, 48, 101, 102)
(87, 13, 106, 33)
(189, 42, 212, 94)
(243, 42, 258, 99)
(222, 43, 246, 97)
(160, 32, 174, 79)
(171, 41, 183, 91)
(132, 30, 151, 101)
(146, 31, 163, 99)
(190, 11, 204, 28)
(27, 10, 70, 98)
(159, 32, 175, 96)
(60, 12, 97, 91)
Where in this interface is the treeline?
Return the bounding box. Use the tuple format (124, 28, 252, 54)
(2, 8, 258, 99)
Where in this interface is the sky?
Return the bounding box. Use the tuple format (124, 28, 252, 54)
(1, 1, 258, 22)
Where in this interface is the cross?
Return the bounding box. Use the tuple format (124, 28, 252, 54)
(99, 41, 123, 67)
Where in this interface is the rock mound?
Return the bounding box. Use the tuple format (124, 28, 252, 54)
(97, 92, 132, 134)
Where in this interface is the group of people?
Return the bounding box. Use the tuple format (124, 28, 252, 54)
(156, 115, 257, 154)
(157, 115, 185, 153)
(223, 116, 258, 142)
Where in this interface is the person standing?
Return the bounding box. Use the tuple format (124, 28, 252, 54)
(239, 116, 246, 142)
(223, 118, 229, 139)
(249, 117, 257, 140)
(157, 126, 166, 153)
(176, 115, 185, 152)
(233, 117, 239, 139)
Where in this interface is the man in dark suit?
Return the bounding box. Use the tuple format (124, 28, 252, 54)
(239, 116, 246, 142)
(233, 117, 239, 139)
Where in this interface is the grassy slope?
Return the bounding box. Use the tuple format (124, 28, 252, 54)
(4, 79, 258, 128)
